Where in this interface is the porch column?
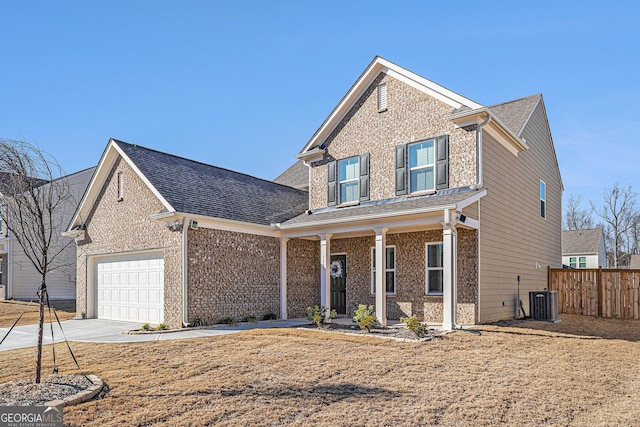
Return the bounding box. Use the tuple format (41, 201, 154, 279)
(279, 237, 289, 320)
(319, 234, 332, 313)
(442, 211, 456, 331)
(374, 228, 388, 326)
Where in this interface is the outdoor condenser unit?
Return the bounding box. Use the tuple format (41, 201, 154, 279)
(528, 290, 560, 322)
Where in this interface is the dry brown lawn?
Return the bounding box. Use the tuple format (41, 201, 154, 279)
(0, 300, 76, 328)
(1, 314, 639, 426)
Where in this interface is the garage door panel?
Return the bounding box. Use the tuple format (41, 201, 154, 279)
(96, 253, 164, 324)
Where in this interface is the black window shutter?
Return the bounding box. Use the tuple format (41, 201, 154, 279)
(359, 153, 370, 201)
(395, 145, 407, 195)
(327, 160, 337, 206)
(436, 135, 449, 190)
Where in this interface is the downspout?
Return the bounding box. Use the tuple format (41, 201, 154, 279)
(182, 217, 190, 327)
(471, 113, 491, 189)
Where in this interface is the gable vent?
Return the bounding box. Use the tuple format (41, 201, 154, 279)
(377, 83, 387, 111)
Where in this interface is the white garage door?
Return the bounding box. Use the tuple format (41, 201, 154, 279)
(96, 253, 164, 324)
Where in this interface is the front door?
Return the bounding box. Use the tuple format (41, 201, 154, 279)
(330, 254, 347, 315)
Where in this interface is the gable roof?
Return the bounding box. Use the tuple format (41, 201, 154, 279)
(562, 228, 605, 255)
(298, 56, 482, 156)
(69, 139, 309, 229)
(273, 160, 308, 190)
(488, 94, 542, 137)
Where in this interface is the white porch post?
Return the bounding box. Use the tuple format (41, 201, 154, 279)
(442, 210, 455, 331)
(319, 234, 332, 312)
(279, 237, 289, 320)
(374, 228, 388, 326)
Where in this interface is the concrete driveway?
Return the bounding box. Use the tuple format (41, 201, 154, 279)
(0, 318, 310, 352)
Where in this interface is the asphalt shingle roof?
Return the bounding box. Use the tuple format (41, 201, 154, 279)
(273, 160, 308, 190)
(488, 94, 541, 136)
(562, 228, 604, 254)
(281, 187, 481, 228)
(113, 140, 309, 226)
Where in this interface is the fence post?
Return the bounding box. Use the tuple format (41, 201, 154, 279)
(597, 267, 603, 318)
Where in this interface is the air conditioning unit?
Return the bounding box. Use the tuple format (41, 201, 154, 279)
(529, 290, 560, 322)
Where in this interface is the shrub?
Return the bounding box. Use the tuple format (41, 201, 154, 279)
(242, 315, 258, 324)
(262, 313, 277, 321)
(141, 323, 152, 331)
(191, 318, 208, 327)
(401, 315, 429, 338)
(156, 323, 169, 331)
(219, 316, 236, 325)
(306, 305, 336, 329)
(352, 304, 377, 332)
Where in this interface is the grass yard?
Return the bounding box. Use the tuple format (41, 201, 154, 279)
(0, 314, 639, 426)
(0, 300, 76, 328)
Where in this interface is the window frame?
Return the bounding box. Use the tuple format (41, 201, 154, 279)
(426, 242, 444, 295)
(337, 156, 360, 204)
(540, 179, 546, 219)
(371, 245, 396, 295)
(569, 257, 577, 268)
(579, 256, 587, 268)
(408, 139, 436, 194)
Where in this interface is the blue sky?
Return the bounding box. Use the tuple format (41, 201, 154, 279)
(1, 1, 638, 210)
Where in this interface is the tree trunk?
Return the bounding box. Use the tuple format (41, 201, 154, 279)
(35, 277, 45, 383)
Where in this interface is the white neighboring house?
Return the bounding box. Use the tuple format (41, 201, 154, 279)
(562, 228, 607, 268)
(0, 167, 95, 300)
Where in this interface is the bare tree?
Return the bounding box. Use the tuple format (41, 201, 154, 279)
(590, 183, 638, 268)
(563, 194, 594, 230)
(0, 139, 73, 383)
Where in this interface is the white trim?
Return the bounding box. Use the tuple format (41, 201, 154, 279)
(280, 214, 444, 239)
(455, 189, 487, 210)
(517, 96, 542, 137)
(425, 241, 444, 295)
(370, 245, 396, 295)
(300, 57, 482, 155)
(155, 212, 280, 238)
(68, 139, 175, 231)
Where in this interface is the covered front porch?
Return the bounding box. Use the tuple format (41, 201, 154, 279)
(275, 189, 485, 331)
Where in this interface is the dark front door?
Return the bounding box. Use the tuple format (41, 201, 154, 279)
(330, 254, 347, 315)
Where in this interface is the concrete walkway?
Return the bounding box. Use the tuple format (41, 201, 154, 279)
(0, 318, 310, 352)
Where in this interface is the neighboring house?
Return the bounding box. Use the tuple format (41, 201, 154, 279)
(562, 228, 607, 268)
(629, 254, 640, 269)
(67, 57, 562, 330)
(0, 167, 95, 300)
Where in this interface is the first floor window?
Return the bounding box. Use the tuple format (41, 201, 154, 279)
(338, 157, 359, 203)
(371, 246, 395, 294)
(569, 257, 587, 268)
(426, 243, 443, 294)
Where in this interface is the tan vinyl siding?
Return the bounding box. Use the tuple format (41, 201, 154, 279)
(479, 102, 562, 322)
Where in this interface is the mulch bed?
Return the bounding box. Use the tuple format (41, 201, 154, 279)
(0, 374, 94, 406)
(299, 321, 443, 341)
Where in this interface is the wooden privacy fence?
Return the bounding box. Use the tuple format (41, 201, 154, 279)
(548, 267, 640, 319)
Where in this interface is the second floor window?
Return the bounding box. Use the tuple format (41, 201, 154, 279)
(327, 153, 369, 207)
(338, 157, 360, 204)
(409, 140, 435, 193)
(540, 180, 546, 219)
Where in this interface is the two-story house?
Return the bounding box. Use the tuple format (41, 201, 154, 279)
(0, 168, 95, 301)
(67, 57, 562, 330)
